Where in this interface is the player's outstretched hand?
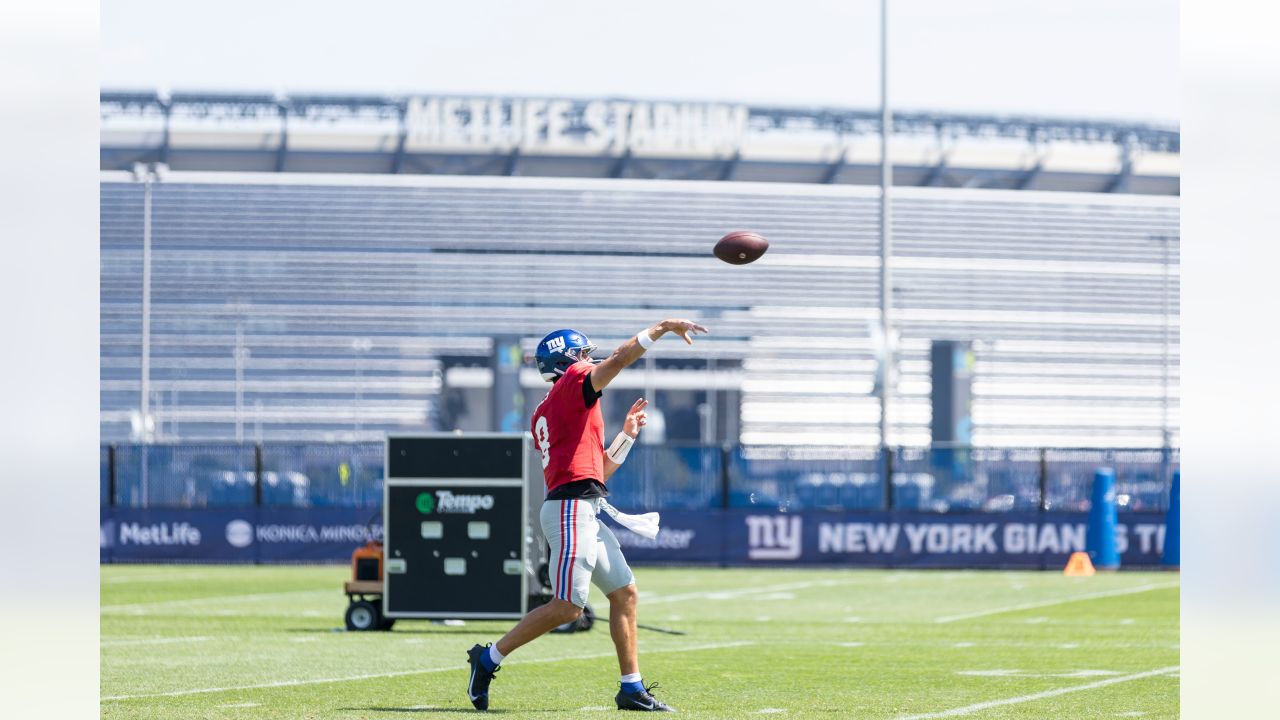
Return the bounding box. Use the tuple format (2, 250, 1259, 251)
(624, 398, 649, 438)
(662, 319, 709, 344)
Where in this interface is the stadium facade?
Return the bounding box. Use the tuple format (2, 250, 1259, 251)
(100, 92, 1179, 450)
(101, 91, 1178, 195)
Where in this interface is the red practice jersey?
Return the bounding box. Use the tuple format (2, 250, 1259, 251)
(531, 361, 605, 492)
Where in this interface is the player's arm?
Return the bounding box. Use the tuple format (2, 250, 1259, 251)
(603, 398, 648, 481)
(588, 319, 708, 391)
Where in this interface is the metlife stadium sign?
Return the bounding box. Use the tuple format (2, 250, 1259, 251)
(404, 97, 749, 153)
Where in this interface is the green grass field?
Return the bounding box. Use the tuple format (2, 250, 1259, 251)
(101, 565, 1178, 719)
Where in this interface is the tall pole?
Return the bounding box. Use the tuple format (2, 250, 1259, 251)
(352, 337, 372, 437)
(235, 323, 246, 443)
(878, 0, 893, 451)
(355, 342, 364, 436)
(140, 167, 154, 506)
(140, 169, 153, 438)
(1161, 237, 1171, 450)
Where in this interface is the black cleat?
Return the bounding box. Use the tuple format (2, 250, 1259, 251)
(615, 682, 676, 712)
(466, 643, 500, 711)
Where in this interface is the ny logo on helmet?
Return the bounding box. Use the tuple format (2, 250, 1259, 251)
(545, 336, 566, 352)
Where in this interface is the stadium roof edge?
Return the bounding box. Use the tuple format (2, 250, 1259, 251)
(99, 169, 1181, 207)
(101, 91, 1178, 194)
(100, 89, 1179, 152)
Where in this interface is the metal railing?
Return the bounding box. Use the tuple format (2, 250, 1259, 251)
(100, 442, 1177, 513)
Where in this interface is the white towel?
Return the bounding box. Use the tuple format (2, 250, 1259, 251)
(599, 500, 662, 540)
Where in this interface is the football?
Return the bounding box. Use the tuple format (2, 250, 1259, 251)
(714, 230, 769, 265)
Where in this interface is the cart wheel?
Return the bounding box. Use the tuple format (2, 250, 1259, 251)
(345, 600, 380, 631)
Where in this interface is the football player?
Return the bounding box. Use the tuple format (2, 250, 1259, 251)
(467, 319, 707, 712)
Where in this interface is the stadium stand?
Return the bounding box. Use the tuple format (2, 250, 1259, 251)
(101, 172, 1179, 450)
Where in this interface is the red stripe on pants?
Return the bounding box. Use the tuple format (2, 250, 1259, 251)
(556, 500, 568, 600)
(565, 501, 578, 599)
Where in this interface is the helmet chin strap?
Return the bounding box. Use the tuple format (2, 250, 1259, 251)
(548, 357, 594, 382)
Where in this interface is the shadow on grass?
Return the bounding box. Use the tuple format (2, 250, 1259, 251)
(283, 628, 496, 636)
(342, 708, 519, 714)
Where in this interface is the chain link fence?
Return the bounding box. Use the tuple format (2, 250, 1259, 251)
(101, 442, 1178, 513)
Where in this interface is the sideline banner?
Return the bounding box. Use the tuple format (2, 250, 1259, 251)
(101, 507, 381, 563)
(100, 507, 1167, 568)
(611, 510, 1168, 569)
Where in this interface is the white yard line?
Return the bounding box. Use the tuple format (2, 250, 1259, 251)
(896, 666, 1179, 719)
(101, 636, 211, 648)
(933, 583, 1179, 624)
(102, 572, 219, 584)
(759, 639, 1175, 651)
(101, 589, 331, 613)
(101, 640, 754, 701)
(644, 579, 854, 605)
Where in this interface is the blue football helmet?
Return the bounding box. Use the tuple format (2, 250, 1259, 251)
(535, 329, 598, 381)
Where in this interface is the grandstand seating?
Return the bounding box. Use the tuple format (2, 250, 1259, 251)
(100, 172, 1179, 447)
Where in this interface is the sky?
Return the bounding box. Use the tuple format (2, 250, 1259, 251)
(102, 0, 1177, 122)
(102, 0, 1178, 124)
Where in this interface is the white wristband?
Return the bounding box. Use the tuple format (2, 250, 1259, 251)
(607, 432, 635, 464)
(636, 330, 656, 350)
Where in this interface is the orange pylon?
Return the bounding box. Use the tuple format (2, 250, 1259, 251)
(1063, 551, 1096, 576)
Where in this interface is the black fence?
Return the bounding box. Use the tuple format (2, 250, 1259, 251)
(100, 442, 1178, 514)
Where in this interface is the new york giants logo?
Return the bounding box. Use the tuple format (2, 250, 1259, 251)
(545, 336, 566, 353)
(746, 515, 803, 560)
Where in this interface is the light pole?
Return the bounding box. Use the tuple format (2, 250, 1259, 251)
(1149, 234, 1173, 451)
(878, 0, 895, 492)
(352, 338, 373, 436)
(137, 163, 155, 506)
(139, 164, 153, 441)
(1161, 236, 1172, 451)
(234, 323, 249, 443)
(1147, 233, 1175, 492)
